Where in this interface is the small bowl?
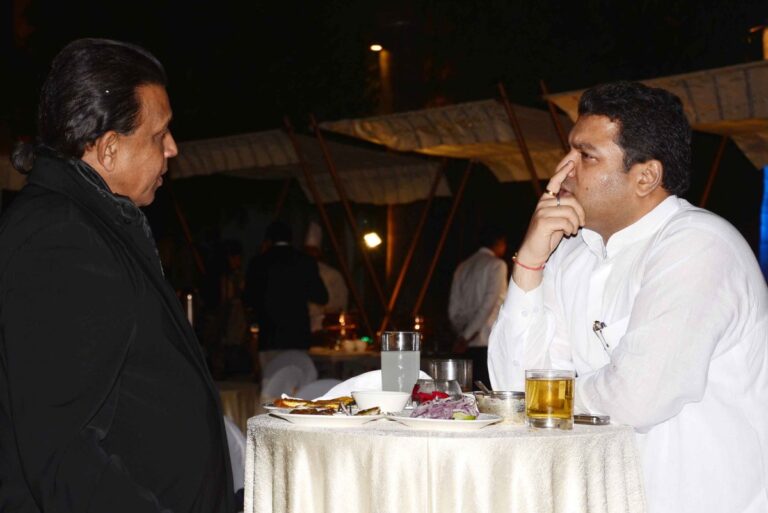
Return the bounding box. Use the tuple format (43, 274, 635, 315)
(474, 391, 526, 424)
(352, 390, 410, 413)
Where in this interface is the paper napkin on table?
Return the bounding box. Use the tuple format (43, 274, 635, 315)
(317, 370, 432, 400)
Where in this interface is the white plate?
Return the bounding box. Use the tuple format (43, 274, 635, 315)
(263, 403, 292, 412)
(389, 412, 502, 431)
(270, 411, 385, 427)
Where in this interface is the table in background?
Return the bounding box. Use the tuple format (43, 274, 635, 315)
(308, 346, 380, 380)
(216, 380, 261, 433)
(245, 415, 646, 513)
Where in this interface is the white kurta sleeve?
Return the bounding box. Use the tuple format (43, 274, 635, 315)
(575, 219, 757, 431)
(461, 259, 507, 342)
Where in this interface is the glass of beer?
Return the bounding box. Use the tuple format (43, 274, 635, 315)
(525, 369, 575, 429)
(380, 331, 421, 393)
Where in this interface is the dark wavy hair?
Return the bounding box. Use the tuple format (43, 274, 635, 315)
(11, 38, 167, 173)
(578, 81, 692, 196)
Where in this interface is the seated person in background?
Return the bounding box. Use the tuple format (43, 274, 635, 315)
(488, 81, 768, 513)
(243, 220, 328, 369)
(448, 225, 508, 387)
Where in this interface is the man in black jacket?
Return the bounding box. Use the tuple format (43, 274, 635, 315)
(0, 39, 234, 513)
(243, 221, 328, 361)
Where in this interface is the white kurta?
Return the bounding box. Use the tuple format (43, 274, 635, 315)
(309, 261, 348, 333)
(448, 247, 508, 348)
(488, 196, 768, 513)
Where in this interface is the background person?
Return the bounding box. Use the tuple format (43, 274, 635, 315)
(448, 225, 508, 387)
(0, 39, 234, 512)
(304, 221, 349, 338)
(243, 220, 328, 368)
(488, 81, 768, 513)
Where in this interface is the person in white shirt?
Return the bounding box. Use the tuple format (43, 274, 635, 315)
(449, 225, 508, 386)
(488, 81, 768, 513)
(304, 221, 349, 334)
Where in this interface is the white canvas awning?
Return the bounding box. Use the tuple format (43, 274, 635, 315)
(320, 99, 572, 182)
(546, 60, 768, 168)
(169, 130, 448, 205)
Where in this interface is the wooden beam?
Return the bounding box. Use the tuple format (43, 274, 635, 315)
(497, 82, 543, 198)
(309, 115, 388, 310)
(283, 117, 374, 338)
(699, 135, 728, 208)
(411, 160, 473, 319)
(379, 160, 445, 333)
(539, 79, 570, 154)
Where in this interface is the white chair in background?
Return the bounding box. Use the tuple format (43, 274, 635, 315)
(223, 415, 246, 493)
(261, 364, 305, 402)
(262, 350, 318, 388)
(295, 378, 342, 400)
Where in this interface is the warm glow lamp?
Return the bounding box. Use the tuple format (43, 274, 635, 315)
(369, 44, 383, 52)
(364, 232, 382, 248)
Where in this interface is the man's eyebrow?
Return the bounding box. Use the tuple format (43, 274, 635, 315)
(571, 140, 597, 151)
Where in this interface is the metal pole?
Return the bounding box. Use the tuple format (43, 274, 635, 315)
(497, 82, 543, 198)
(379, 161, 445, 333)
(411, 160, 473, 319)
(699, 135, 728, 208)
(539, 79, 570, 154)
(309, 115, 388, 310)
(283, 117, 374, 338)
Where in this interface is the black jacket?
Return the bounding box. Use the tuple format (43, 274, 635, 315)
(243, 244, 328, 351)
(0, 154, 234, 513)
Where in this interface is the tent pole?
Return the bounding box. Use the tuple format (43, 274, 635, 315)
(539, 79, 570, 154)
(165, 176, 206, 276)
(411, 160, 473, 319)
(699, 135, 728, 208)
(380, 160, 445, 333)
(497, 82, 544, 198)
(386, 204, 394, 284)
(309, 115, 388, 310)
(273, 178, 292, 219)
(283, 117, 374, 338)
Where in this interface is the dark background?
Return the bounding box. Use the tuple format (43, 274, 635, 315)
(4, 0, 767, 336)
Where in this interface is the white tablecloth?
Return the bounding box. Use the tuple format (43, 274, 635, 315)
(245, 415, 646, 513)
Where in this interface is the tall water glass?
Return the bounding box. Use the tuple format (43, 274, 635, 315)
(380, 331, 421, 392)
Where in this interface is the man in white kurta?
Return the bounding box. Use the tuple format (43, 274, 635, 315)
(488, 81, 768, 513)
(449, 228, 508, 386)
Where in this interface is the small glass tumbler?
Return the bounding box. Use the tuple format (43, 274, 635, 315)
(525, 369, 575, 429)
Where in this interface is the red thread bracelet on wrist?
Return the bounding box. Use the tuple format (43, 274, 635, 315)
(512, 252, 545, 271)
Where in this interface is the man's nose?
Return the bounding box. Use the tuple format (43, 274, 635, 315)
(165, 132, 179, 158)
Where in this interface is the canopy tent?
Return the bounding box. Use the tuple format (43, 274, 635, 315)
(320, 99, 573, 182)
(169, 130, 449, 205)
(545, 60, 768, 169)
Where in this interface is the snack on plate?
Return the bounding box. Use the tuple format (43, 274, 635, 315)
(411, 396, 479, 420)
(355, 407, 381, 416)
(273, 396, 355, 411)
(288, 408, 336, 415)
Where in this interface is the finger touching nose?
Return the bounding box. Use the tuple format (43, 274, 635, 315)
(546, 159, 574, 194)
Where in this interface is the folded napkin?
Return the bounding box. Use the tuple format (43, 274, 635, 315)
(317, 369, 432, 400)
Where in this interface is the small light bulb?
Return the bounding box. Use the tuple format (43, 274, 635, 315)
(370, 44, 383, 52)
(364, 232, 382, 248)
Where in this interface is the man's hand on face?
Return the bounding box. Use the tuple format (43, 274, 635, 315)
(513, 160, 585, 291)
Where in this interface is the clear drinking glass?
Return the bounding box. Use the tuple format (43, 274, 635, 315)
(380, 331, 421, 393)
(427, 359, 473, 392)
(525, 369, 575, 429)
(411, 378, 462, 405)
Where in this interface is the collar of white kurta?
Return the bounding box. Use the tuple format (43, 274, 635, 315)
(580, 195, 682, 260)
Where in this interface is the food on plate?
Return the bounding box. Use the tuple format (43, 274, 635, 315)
(288, 407, 336, 415)
(411, 396, 479, 420)
(273, 396, 355, 410)
(355, 406, 381, 416)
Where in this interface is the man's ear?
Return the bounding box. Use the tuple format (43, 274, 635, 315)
(636, 159, 663, 197)
(89, 131, 120, 172)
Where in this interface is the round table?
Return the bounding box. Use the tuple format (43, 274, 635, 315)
(245, 414, 646, 513)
